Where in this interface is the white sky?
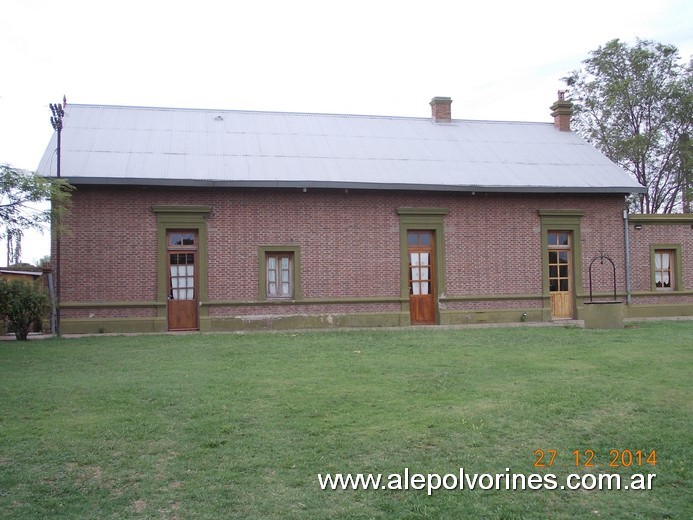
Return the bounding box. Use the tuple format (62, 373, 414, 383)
(1, 0, 692, 265)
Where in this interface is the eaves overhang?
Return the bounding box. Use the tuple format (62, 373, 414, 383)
(61, 176, 647, 194)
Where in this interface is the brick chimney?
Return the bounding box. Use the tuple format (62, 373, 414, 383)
(430, 97, 452, 123)
(550, 91, 573, 131)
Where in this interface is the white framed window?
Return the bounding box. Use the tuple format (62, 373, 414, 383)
(653, 249, 674, 290)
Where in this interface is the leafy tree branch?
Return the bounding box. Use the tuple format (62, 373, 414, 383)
(1, 164, 74, 241)
(564, 39, 692, 213)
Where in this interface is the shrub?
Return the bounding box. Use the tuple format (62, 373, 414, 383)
(0, 278, 50, 341)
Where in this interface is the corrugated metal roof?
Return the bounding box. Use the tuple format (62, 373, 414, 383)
(36, 103, 646, 193)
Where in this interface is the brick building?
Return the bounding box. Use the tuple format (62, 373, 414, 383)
(626, 215, 693, 317)
(37, 96, 691, 333)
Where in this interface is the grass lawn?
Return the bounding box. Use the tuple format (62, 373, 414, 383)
(0, 321, 691, 519)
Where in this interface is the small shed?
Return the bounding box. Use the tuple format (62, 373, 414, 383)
(0, 267, 44, 282)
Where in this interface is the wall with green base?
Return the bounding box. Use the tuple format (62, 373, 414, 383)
(58, 301, 691, 334)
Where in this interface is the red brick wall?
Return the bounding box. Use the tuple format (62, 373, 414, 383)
(57, 186, 633, 320)
(442, 193, 628, 298)
(57, 188, 159, 305)
(206, 190, 402, 300)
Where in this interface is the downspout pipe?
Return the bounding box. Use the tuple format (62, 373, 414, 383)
(623, 208, 632, 305)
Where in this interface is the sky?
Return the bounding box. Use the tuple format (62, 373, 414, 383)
(1, 0, 692, 265)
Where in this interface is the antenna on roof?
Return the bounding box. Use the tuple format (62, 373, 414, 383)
(63, 95, 67, 107)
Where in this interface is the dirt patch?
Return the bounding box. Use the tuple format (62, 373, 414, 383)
(159, 501, 180, 520)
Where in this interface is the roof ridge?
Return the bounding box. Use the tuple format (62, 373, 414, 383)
(64, 103, 550, 126)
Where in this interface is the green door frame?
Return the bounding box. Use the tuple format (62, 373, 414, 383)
(153, 205, 211, 331)
(539, 210, 584, 321)
(397, 208, 448, 325)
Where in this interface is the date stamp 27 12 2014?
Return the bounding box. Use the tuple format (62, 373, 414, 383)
(533, 449, 657, 469)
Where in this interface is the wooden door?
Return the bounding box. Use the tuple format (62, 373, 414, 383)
(408, 230, 436, 324)
(548, 231, 573, 319)
(167, 231, 198, 331)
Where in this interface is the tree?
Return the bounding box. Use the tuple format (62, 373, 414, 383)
(37, 255, 51, 268)
(6, 228, 22, 266)
(0, 278, 49, 340)
(564, 39, 692, 213)
(1, 164, 73, 258)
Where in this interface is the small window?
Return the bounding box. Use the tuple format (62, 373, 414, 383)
(168, 232, 196, 247)
(169, 253, 195, 300)
(408, 230, 432, 247)
(654, 249, 675, 290)
(548, 232, 570, 247)
(266, 252, 293, 298)
(547, 232, 571, 294)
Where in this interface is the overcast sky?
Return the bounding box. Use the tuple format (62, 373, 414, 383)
(1, 0, 692, 264)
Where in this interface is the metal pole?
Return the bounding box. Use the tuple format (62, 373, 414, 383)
(50, 101, 64, 336)
(623, 208, 632, 305)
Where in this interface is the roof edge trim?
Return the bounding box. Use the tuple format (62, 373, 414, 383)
(628, 214, 693, 224)
(58, 176, 648, 194)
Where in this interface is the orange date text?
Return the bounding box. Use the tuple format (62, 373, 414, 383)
(533, 449, 657, 468)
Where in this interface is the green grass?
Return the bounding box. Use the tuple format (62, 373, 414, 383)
(0, 321, 691, 519)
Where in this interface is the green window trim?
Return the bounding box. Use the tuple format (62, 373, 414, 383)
(538, 210, 586, 217)
(258, 246, 302, 301)
(539, 211, 584, 295)
(649, 244, 683, 292)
